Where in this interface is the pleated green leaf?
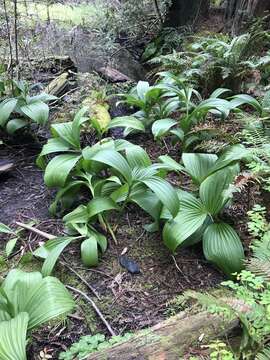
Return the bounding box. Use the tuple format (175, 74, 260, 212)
(81, 237, 98, 267)
(152, 118, 178, 139)
(21, 101, 49, 125)
(44, 154, 81, 187)
(2, 269, 75, 330)
(0, 223, 14, 234)
(37, 237, 75, 276)
(87, 197, 119, 220)
(108, 116, 145, 133)
(182, 153, 218, 185)
(0, 312, 28, 360)
(158, 155, 185, 172)
(0, 98, 17, 127)
(163, 194, 207, 251)
(6, 119, 28, 134)
(125, 145, 152, 168)
(203, 222, 245, 275)
(36, 138, 71, 169)
(199, 166, 237, 215)
(141, 176, 179, 218)
(88, 149, 132, 184)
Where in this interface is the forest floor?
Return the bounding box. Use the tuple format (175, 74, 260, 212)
(0, 2, 263, 359)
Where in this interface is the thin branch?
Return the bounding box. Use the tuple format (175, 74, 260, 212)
(67, 285, 117, 336)
(15, 221, 56, 239)
(153, 0, 163, 23)
(60, 261, 101, 300)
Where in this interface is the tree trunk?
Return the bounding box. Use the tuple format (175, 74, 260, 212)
(225, 0, 270, 33)
(87, 310, 241, 360)
(165, 0, 210, 28)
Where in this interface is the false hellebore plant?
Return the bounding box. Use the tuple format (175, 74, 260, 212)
(36, 108, 179, 273)
(0, 80, 56, 134)
(0, 269, 74, 360)
(159, 144, 250, 276)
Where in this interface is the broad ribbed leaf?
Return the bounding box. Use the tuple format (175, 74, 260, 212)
(0, 98, 17, 127)
(152, 118, 178, 139)
(163, 194, 207, 251)
(2, 270, 75, 329)
(71, 107, 89, 146)
(158, 155, 185, 172)
(125, 145, 151, 168)
(137, 81, 150, 99)
(200, 166, 237, 215)
(230, 94, 262, 115)
(63, 205, 88, 226)
(141, 176, 179, 217)
(51, 122, 80, 149)
(130, 189, 162, 224)
(210, 88, 231, 98)
(108, 116, 145, 133)
(6, 119, 28, 134)
(36, 138, 71, 169)
(209, 144, 249, 174)
(29, 93, 57, 103)
(0, 223, 13, 234)
(6, 238, 18, 257)
(203, 223, 244, 275)
(88, 149, 132, 184)
(44, 154, 81, 187)
(182, 153, 218, 185)
(21, 101, 49, 125)
(87, 197, 119, 219)
(0, 312, 28, 360)
(81, 237, 98, 267)
(38, 237, 75, 276)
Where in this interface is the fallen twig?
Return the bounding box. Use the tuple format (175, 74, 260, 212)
(15, 221, 56, 240)
(66, 285, 116, 337)
(60, 260, 100, 300)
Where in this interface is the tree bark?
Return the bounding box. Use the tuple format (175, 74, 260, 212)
(165, 0, 210, 28)
(225, 0, 270, 33)
(87, 310, 241, 360)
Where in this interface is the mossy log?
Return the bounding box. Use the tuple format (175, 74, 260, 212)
(87, 310, 241, 360)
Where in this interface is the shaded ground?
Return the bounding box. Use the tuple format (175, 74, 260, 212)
(0, 133, 226, 359)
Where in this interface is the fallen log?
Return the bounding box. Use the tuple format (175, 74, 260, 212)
(87, 309, 242, 360)
(98, 66, 131, 83)
(44, 72, 69, 97)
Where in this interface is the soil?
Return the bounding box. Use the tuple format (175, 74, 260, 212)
(0, 120, 259, 359)
(0, 6, 263, 359)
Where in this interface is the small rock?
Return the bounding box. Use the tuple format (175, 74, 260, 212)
(119, 255, 140, 274)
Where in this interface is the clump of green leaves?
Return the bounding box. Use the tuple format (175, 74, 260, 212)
(0, 269, 75, 360)
(59, 333, 133, 360)
(149, 30, 270, 93)
(118, 73, 255, 150)
(37, 108, 179, 271)
(0, 80, 56, 134)
(159, 144, 249, 275)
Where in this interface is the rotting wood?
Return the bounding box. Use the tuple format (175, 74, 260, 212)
(97, 66, 131, 83)
(44, 72, 69, 96)
(87, 309, 243, 360)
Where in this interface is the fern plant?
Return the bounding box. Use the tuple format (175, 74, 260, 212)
(149, 31, 270, 93)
